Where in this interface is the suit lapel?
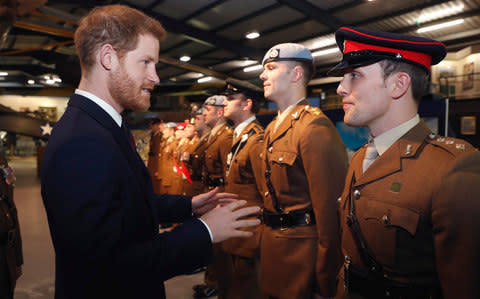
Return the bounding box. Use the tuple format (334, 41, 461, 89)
(68, 94, 152, 202)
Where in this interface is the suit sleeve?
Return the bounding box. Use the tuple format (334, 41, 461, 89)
(41, 136, 213, 283)
(299, 117, 348, 297)
(432, 151, 480, 299)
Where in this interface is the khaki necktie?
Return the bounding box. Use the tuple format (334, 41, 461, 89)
(362, 140, 378, 173)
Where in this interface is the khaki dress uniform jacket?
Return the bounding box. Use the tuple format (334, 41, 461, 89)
(0, 154, 23, 299)
(178, 136, 199, 195)
(159, 136, 177, 194)
(147, 131, 162, 194)
(337, 121, 480, 299)
(259, 100, 348, 298)
(222, 120, 265, 299)
(184, 133, 209, 196)
(203, 123, 233, 191)
(202, 123, 232, 294)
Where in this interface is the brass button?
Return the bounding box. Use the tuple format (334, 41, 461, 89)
(264, 191, 269, 197)
(268, 146, 273, 153)
(278, 157, 283, 162)
(382, 215, 389, 224)
(353, 190, 361, 199)
(337, 197, 341, 203)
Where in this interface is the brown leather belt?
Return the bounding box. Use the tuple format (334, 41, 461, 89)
(262, 209, 315, 230)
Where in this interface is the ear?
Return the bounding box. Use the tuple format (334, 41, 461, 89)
(99, 44, 117, 71)
(291, 65, 304, 83)
(243, 98, 253, 112)
(389, 72, 410, 99)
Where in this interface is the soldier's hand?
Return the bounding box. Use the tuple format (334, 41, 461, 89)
(192, 187, 238, 215)
(200, 200, 261, 243)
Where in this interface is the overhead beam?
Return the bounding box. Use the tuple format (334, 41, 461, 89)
(0, 40, 74, 56)
(276, 0, 342, 30)
(13, 20, 74, 39)
(125, 1, 264, 61)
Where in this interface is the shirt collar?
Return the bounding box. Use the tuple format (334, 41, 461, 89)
(210, 120, 226, 137)
(234, 116, 256, 139)
(374, 114, 420, 156)
(274, 97, 305, 133)
(75, 89, 123, 127)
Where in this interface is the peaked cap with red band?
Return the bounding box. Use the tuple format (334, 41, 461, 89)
(328, 26, 447, 76)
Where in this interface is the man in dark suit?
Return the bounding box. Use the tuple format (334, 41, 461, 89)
(40, 5, 260, 299)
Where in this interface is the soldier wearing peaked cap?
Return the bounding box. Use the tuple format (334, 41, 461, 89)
(219, 78, 265, 298)
(332, 26, 480, 299)
(258, 43, 348, 299)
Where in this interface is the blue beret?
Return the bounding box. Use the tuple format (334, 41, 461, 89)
(204, 95, 226, 106)
(328, 26, 447, 76)
(262, 43, 314, 67)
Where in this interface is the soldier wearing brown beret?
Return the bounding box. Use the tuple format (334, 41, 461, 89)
(259, 43, 348, 299)
(331, 26, 480, 299)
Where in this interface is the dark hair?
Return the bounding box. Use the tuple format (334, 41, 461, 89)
(378, 59, 430, 104)
(75, 4, 166, 73)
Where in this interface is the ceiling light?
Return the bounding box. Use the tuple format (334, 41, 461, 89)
(198, 76, 212, 83)
(312, 38, 336, 49)
(180, 56, 191, 62)
(243, 65, 263, 72)
(27, 79, 35, 85)
(417, 3, 464, 23)
(417, 19, 464, 33)
(312, 48, 340, 57)
(246, 32, 260, 39)
(0, 72, 8, 76)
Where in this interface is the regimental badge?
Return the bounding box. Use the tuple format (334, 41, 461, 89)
(270, 49, 279, 59)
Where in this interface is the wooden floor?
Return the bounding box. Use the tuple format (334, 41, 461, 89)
(11, 156, 212, 299)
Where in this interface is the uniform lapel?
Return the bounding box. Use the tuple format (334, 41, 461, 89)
(268, 103, 305, 145)
(355, 121, 430, 186)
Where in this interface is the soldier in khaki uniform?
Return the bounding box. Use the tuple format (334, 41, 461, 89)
(147, 118, 163, 194)
(194, 95, 233, 298)
(331, 26, 480, 299)
(158, 122, 176, 194)
(184, 107, 210, 197)
(178, 119, 199, 195)
(258, 43, 348, 299)
(0, 154, 23, 299)
(220, 78, 265, 299)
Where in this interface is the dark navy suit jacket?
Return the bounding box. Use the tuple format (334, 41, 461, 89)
(41, 94, 213, 299)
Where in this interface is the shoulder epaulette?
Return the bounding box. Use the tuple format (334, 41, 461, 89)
(426, 133, 476, 155)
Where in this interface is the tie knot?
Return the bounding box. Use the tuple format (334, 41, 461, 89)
(365, 141, 378, 159)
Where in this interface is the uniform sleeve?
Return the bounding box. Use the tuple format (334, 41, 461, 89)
(432, 151, 480, 299)
(299, 117, 348, 297)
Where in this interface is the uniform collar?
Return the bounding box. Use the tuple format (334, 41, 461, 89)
(373, 114, 420, 156)
(234, 115, 256, 139)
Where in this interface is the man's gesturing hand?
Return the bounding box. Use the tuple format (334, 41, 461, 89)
(192, 187, 238, 215)
(200, 200, 261, 243)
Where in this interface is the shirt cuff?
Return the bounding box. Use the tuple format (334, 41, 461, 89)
(198, 218, 213, 242)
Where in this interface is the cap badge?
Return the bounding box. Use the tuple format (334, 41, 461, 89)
(396, 53, 403, 59)
(270, 49, 279, 59)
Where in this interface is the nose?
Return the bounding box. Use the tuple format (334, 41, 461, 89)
(259, 68, 267, 81)
(149, 65, 160, 85)
(336, 78, 348, 97)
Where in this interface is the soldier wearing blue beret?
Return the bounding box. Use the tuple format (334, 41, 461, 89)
(258, 43, 348, 299)
(332, 26, 480, 299)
